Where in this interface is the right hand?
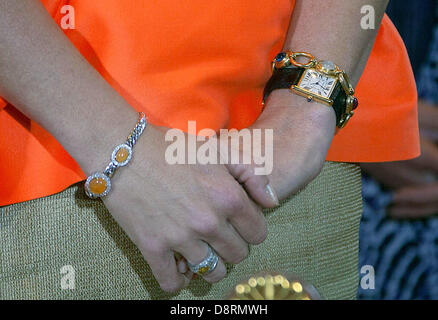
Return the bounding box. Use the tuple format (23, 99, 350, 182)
(99, 125, 273, 293)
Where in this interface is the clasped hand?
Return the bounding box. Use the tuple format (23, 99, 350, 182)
(102, 90, 335, 293)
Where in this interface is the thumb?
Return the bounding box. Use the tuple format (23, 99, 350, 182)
(216, 130, 279, 208)
(226, 162, 280, 208)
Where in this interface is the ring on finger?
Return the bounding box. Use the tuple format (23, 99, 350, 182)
(187, 245, 219, 276)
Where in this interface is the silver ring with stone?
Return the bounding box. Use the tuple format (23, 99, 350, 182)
(187, 245, 219, 276)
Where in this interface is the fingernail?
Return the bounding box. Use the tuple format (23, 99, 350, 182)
(177, 259, 188, 273)
(265, 184, 280, 206)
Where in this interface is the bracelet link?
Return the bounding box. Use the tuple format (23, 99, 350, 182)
(84, 112, 147, 199)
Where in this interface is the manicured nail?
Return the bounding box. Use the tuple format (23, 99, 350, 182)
(265, 184, 280, 206)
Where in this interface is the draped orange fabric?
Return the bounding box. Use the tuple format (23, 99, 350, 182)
(0, 0, 419, 206)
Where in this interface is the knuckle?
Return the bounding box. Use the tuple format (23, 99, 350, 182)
(141, 239, 166, 257)
(225, 190, 247, 213)
(192, 213, 221, 236)
(212, 185, 247, 214)
(167, 231, 190, 248)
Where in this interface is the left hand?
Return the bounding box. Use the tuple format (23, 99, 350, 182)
(225, 89, 336, 202)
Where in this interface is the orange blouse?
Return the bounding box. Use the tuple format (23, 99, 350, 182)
(0, 0, 419, 206)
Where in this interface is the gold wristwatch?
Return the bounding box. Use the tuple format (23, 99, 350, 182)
(263, 50, 358, 128)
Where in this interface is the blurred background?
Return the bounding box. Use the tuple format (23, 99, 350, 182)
(358, 0, 438, 299)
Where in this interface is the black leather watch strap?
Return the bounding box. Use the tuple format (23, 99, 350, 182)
(262, 67, 346, 126)
(330, 82, 347, 126)
(262, 67, 304, 105)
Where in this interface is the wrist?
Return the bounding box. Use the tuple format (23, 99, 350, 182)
(61, 105, 140, 176)
(259, 89, 336, 136)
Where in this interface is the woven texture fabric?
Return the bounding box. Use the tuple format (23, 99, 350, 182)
(0, 162, 362, 300)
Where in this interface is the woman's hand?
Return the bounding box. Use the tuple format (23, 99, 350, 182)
(226, 89, 336, 201)
(0, 0, 278, 293)
(98, 125, 270, 293)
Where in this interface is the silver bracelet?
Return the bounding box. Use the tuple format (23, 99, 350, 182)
(84, 112, 147, 199)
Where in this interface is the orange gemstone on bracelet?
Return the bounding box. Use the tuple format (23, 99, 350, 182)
(115, 148, 129, 163)
(88, 177, 107, 195)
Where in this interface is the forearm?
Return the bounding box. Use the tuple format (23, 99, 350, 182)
(283, 0, 388, 85)
(254, 1, 389, 199)
(260, 0, 389, 136)
(0, 0, 139, 174)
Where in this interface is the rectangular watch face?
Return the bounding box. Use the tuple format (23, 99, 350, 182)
(296, 69, 337, 99)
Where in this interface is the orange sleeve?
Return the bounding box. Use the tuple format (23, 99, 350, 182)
(326, 14, 420, 162)
(0, 97, 6, 110)
(0, 3, 420, 207)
